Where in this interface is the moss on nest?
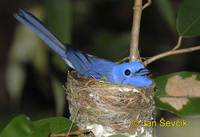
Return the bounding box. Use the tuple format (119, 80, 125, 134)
(66, 72, 155, 137)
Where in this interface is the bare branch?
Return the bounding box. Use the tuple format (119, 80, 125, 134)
(142, 0, 152, 9)
(172, 36, 183, 50)
(116, 57, 129, 63)
(51, 109, 80, 137)
(50, 130, 90, 137)
(144, 45, 200, 66)
(129, 0, 152, 61)
(66, 108, 79, 136)
(129, 0, 143, 61)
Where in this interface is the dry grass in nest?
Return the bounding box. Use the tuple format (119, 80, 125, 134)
(66, 72, 155, 137)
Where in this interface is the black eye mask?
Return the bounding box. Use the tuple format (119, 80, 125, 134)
(135, 68, 150, 76)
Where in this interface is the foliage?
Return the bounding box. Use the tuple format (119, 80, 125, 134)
(176, 0, 200, 37)
(6, 0, 72, 115)
(0, 115, 78, 137)
(155, 0, 176, 31)
(154, 0, 200, 116)
(154, 71, 200, 116)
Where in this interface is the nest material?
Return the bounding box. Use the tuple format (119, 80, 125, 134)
(66, 72, 155, 137)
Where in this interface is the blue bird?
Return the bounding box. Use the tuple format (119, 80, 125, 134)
(14, 9, 153, 87)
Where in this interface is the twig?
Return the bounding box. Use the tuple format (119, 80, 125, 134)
(142, 0, 152, 9)
(116, 56, 149, 63)
(50, 129, 90, 137)
(116, 57, 129, 63)
(67, 108, 79, 136)
(172, 36, 183, 50)
(50, 109, 80, 137)
(129, 0, 143, 61)
(144, 45, 200, 66)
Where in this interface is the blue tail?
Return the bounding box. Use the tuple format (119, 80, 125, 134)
(14, 9, 114, 76)
(14, 9, 67, 59)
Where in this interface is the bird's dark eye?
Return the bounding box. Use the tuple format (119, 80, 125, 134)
(124, 69, 131, 76)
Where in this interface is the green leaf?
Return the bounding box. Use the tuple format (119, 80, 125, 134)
(52, 78, 65, 116)
(176, 0, 200, 37)
(52, 55, 67, 72)
(45, 0, 72, 71)
(154, 71, 200, 116)
(45, 0, 72, 43)
(94, 32, 130, 61)
(32, 42, 48, 75)
(0, 115, 78, 137)
(6, 6, 45, 103)
(155, 0, 176, 31)
(33, 117, 78, 133)
(28, 124, 50, 137)
(6, 63, 26, 104)
(0, 115, 33, 137)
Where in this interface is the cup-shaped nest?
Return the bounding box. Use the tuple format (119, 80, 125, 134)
(66, 72, 155, 137)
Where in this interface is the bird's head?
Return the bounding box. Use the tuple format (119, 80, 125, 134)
(112, 61, 153, 87)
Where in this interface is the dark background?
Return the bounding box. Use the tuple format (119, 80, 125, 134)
(0, 0, 200, 132)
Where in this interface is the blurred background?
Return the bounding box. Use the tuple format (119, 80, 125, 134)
(0, 0, 200, 136)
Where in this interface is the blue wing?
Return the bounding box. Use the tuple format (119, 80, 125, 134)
(14, 9, 115, 78)
(66, 50, 115, 77)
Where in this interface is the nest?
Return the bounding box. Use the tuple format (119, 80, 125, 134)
(66, 72, 155, 137)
